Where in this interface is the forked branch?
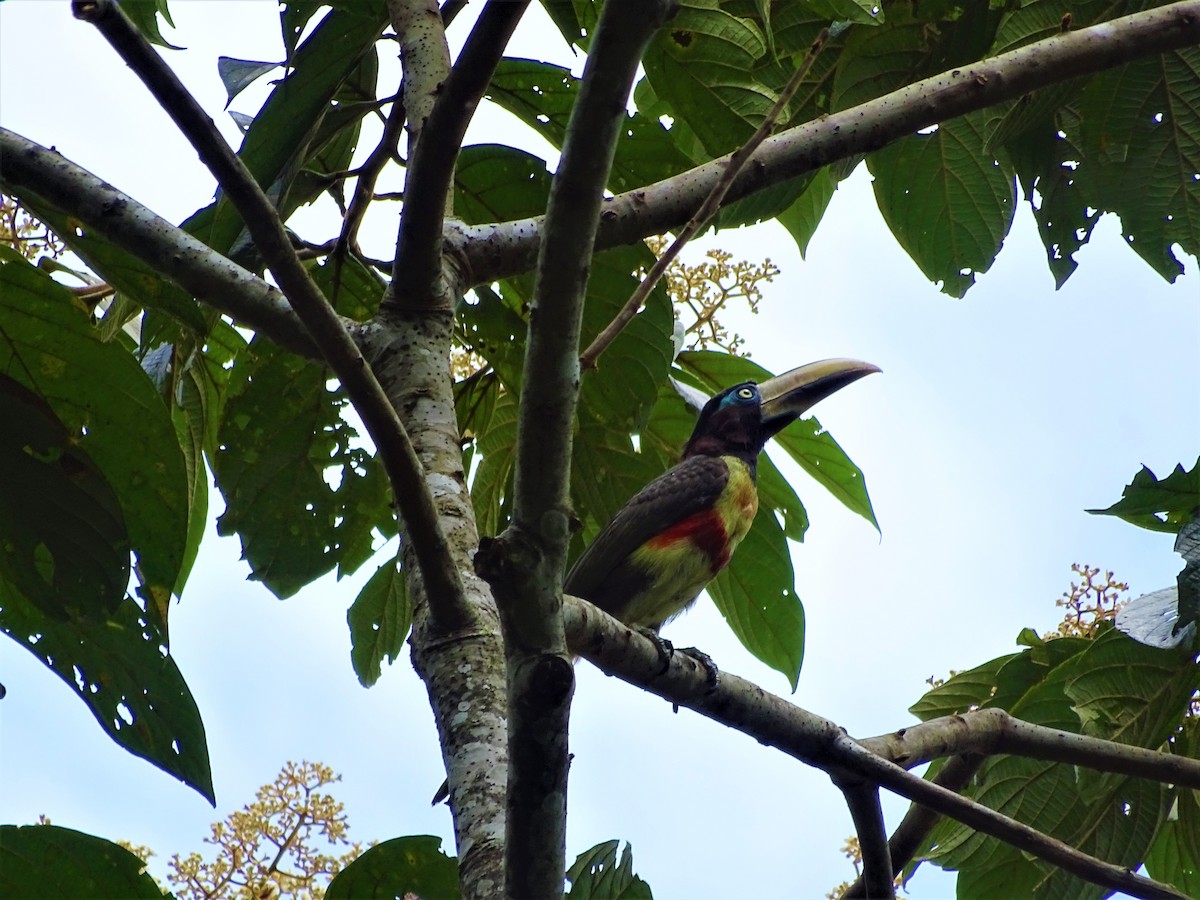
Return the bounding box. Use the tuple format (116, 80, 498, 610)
(72, 0, 470, 632)
(563, 596, 1193, 900)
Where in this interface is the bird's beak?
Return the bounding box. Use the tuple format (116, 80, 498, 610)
(758, 358, 880, 439)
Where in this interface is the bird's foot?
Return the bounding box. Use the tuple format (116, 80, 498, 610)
(634, 626, 674, 675)
(678, 646, 720, 692)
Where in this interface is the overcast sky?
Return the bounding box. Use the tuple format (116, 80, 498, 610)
(1, 3, 1197, 898)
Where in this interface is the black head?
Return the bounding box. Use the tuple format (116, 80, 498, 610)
(682, 382, 768, 463)
(681, 358, 880, 464)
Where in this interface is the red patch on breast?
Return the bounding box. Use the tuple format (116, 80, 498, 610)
(646, 509, 731, 571)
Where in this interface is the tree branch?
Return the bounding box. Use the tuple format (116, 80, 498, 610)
(832, 775, 895, 899)
(72, 0, 470, 633)
(452, 0, 1200, 288)
(858, 707, 1200, 788)
(0, 130, 320, 360)
(476, 3, 677, 897)
(388, 0, 530, 310)
(842, 755, 983, 900)
(562, 597, 1191, 900)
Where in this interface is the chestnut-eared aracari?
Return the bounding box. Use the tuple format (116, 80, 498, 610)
(432, 359, 877, 804)
(565, 358, 879, 632)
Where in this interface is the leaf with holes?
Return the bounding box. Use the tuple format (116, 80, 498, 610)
(213, 337, 395, 598)
(868, 111, 1016, 297)
(0, 257, 189, 631)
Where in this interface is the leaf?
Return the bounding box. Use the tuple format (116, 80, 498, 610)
(182, 5, 387, 258)
(566, 840, 653, 900)
(325, 834, 459, 900)
(454, 144, 552, 225)
(487, 58, 694, 193)
(641, 5, 771, 157)
(310, 253, 386, 322)
(0, 824, 164, 898)
(213, 338, 395, 598)
(119, 0, 181, 50)
(500, 243, 675, 430)
(907, 653, 1017, 721)
(0, 375, 127, 621)
(1065, 628, 1199, 749)
(0, 580, 213, 801)
(923, 629, 1195, 895)
(707, 508, 805, 690)
(776, 166, 838, 258)
(471, 391, 519, 536)
(347, 553, 410, 688)
(217, 57, 282, 108)
(1087, 459, 1200, 534)
(0, 258, 189, 629)
(867, 111, 1016, 298)
(10, 192, 207, 335)
(1076, 48, 1200, 281)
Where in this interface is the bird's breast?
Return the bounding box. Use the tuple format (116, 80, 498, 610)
(643, 456, 758, 572)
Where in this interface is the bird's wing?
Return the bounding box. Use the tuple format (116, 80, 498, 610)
(564, 455, 731, 612)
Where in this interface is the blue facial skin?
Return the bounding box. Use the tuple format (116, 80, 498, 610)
(719, 383, 760, 410)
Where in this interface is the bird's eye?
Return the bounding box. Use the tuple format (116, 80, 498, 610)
(737, 387, 755, 400)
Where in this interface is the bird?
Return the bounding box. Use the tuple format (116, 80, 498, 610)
(565, 358, 879, 637)
(433, 358, 877, 804)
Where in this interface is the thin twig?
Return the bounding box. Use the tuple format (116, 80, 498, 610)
(562, 596, 1188, 900)
(72, 0, 470, 632)
(337, 91, 406, 258)
(578, 29, 830, 370)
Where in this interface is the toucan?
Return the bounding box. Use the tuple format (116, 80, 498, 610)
(565, 358, 879, 633)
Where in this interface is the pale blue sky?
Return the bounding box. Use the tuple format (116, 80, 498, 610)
(1, 3, 1197, 897)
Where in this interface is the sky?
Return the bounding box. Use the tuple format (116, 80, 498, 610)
(1, 2, 1198, 898)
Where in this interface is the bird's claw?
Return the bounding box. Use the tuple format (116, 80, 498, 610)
(634, 626, 674, 675)
(679, 646, 720, 691)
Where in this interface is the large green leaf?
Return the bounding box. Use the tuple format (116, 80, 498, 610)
(775, 166, 838, 257)
(1, 574, 213, 801)
(470, 391, 519, 537)
(454, 144, 552, 225)
(1076, 47, 1200, 281)
(0, 374, 128, 622)
(708, 504, 805, 688)
(1087, 459, 1200, 534)
(0, 825, 164, 898)
(325, 835, 459, 900)
(9, 192, 207, 334)
(566, 840, 653, 900)
(213, 338, 395, 598)
(347, 552, 410, 688)
(487, 58, 694, 193)
(868, 111, 1016, 298)
(0, 257, 189, 627)
(919, 629, 1196, 895)
(641, 4, 771, 157)
(907, 653, 1017, 721)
